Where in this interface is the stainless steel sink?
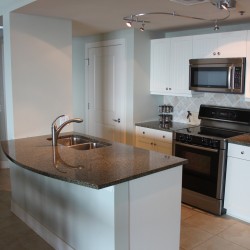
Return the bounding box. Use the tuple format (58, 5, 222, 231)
(48, 134, 111, 150)
(68, 142, 108, 150)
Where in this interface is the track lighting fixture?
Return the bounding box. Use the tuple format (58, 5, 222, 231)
(214, 20, 220, 30)
(140, 23, 145, 31)
(123, 0, 234, 32)
(126, 21, 132, 28)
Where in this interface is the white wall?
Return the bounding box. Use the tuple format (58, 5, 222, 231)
(10, 13, 74, 138)
(72, 29, 163, 145)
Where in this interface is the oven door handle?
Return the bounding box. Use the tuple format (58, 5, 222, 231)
(174, 141, 219, 153)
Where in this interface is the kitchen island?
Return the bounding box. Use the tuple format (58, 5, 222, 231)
(2, 132, 187, 250)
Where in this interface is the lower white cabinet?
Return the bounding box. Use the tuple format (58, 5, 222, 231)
(136, 126, 172, 155)
(224, 143, 250, 223)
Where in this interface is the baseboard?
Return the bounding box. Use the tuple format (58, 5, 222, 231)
(11, 201, 74, 250)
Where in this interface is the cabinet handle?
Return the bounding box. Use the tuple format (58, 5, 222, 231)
(213, 52, 216, 55)
(169, 88, 172, 90)
(143, 131, 145, 134)
(163, 135, 165, 138)
(112, 118, 120, 123)
(166, 87, 168, 90)
(154, 143, 157, 146)
(217, 52, 220, 55)
(241, 151, 245, 154)
(151, 142, 154, 145)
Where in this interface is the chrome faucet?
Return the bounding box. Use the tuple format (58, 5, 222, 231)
(51, 115, 83, 146)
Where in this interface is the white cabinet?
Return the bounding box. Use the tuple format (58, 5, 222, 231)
(245, 30, 250, 101)
(150, 39, 171, 93)
(150, 36, 193, 97)
(169, 36, 193, 96)
(136, 126, 172, 155)
(224, 143, 250, 223)
(193, 31, 247, 59)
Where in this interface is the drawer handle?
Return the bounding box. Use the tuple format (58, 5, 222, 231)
(163, 135, 165, 138)
(241, 151, 245, 154)
(151, 142, 154, 145)
(143, 131, 145, 134)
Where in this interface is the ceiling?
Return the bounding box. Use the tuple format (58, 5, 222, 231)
(14, 0, 250, 36)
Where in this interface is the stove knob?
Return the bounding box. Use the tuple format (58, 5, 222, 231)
(186, 135, 192, 142)
(178, 134, 185, 142)
(202, 137, 208, 146)
(212, 140, 219, 148)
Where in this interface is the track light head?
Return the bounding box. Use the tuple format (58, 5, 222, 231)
(126, 21, 132, 28)
(214, 20, 220, 31)
(140, 23, 145, 31)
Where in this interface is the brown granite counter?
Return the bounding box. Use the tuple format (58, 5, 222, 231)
(228, 133, 250, 147)
(1, 132, 187, 189)
(135, 121, 197, 132)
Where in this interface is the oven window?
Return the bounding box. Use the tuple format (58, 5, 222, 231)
(175, 144, 219, 198)
(184, 151, 211, 175)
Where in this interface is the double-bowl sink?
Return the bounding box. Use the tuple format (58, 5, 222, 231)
(48, 134, 111, 150)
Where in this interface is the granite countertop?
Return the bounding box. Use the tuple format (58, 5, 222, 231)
(1, 132, 187, 189)
(135, 120, 197, 132)
(228, 133, 250, 147)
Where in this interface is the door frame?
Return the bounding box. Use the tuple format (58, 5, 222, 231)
(84, 39, 127, 142)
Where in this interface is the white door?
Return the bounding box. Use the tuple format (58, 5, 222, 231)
(87, 42, 126, 143)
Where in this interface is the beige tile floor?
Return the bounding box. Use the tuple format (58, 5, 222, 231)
(1, 168, 250, 250)
(181, 205, 250, 250)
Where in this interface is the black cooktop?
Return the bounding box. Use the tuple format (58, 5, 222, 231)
(175, 126, 244, 140)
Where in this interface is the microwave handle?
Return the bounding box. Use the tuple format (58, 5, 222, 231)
(228, 66, 233, 90)
(228, 66, 236, 90)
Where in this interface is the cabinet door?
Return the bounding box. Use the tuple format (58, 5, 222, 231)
(218, 31, 247, 58)
(192, 33, 218, 58)
(169, 36, 193, 96)
(245, 30, 250, 101)
(193, 31, 247, 59)
(150, 39, 171, 94)
(136, 127, 155, 151)
(149, 129, 173, 154)
(225, 156, 250, 223)
(136, 126, 173, 154)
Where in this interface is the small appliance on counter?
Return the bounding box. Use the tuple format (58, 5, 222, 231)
(158, 105, 173, 128)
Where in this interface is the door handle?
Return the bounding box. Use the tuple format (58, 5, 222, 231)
(112, 118, 120, 123)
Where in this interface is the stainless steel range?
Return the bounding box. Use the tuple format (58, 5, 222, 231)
(173, 105, 250, 215)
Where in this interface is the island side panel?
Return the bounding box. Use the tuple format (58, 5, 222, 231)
(9, 162, 118, 250)
(129, 166, 182, 250)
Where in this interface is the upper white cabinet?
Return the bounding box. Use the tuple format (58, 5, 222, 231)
(150, 39, 171, 94)
(150, 30, 248, 97)
(193, 31, 247, 59)
(150, 36, 193, 97)
(169, 36, 193, 96)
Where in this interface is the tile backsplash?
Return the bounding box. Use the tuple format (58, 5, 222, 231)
(164, 93, 250, 125)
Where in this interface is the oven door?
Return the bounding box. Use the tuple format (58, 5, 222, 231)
(174, 141, 226, 199)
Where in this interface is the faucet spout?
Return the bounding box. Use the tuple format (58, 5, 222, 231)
(51, 115, 83, 146)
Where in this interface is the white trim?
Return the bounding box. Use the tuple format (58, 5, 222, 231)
(0, 160, 11, 169)
(3, 14, 14, 139)
(11, 201, 74, 250)
(0, 0, 36, 15)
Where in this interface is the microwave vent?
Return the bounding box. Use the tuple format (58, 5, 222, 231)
(170, 0, 210, 5)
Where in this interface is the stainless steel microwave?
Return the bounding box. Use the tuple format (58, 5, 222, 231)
(189, 57, 246, 94)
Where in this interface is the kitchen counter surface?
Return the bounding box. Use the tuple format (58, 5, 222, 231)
(2, 132, 187, 189)
(228, 133, 250, 147)
(135, 120, 197, 131)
